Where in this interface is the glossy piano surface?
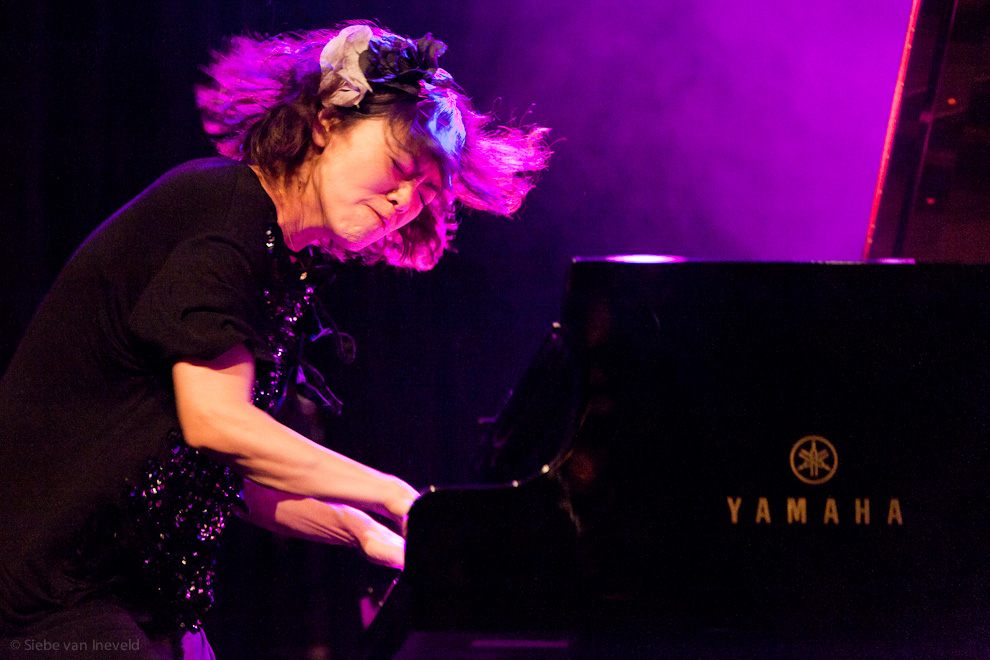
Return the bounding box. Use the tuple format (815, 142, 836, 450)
(366, 260, 990, 659)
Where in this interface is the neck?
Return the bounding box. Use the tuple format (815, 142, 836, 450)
(249, 164, 311, 252)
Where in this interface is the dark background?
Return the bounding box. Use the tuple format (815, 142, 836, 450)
(0, 1, 918, 657)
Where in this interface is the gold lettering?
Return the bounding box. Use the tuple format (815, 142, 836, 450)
(888, 498, 903, 525)
(756, 497, 771, 524)
(855, 498, 870, 525)
(727, 497, 742, 524)
(786, 497, 807, 524)
(823, 497, 839, 524)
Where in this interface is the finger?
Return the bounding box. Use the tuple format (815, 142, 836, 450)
(362, 521, 406, 570)
(384, 478, 420, 527)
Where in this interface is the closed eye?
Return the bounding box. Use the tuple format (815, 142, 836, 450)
(390, 158, 410, 180)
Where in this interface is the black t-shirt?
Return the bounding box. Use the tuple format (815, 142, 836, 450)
(0, 158, 279, 633)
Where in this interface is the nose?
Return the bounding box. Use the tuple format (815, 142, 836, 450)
(387, 181, 415, 213)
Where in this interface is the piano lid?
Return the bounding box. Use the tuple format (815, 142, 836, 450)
(865, 0, 990, 262)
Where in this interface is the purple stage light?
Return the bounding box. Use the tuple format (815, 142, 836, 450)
(585, 255, 689, 264)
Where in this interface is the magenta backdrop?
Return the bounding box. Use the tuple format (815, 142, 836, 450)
(445, 0, 911, 261)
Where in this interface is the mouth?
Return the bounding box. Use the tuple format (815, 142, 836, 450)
(370, 206, 391, 231)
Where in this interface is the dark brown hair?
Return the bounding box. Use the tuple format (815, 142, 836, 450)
(196, 25, 550, 270)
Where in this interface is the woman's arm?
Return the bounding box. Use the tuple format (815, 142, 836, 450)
(172, 344, 417, 528)
(240, 479, 405, 568)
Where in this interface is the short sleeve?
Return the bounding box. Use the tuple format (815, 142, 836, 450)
(129, 233, 272, 365)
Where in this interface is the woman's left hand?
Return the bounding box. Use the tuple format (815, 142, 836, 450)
(379, 476, 420, 537)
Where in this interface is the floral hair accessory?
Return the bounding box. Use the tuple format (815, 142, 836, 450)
(319, 25, 374, 107)
(319, 25, 450, 108)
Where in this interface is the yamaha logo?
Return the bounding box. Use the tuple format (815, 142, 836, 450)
(725, 435, 903, 526)
(790, 435, 837, 485)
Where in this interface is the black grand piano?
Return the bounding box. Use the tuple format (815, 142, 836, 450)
(365, 0, 990, 655)
(365, 259, 990, 659)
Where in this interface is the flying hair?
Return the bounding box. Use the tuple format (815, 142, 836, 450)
(196, 22, 550, 270)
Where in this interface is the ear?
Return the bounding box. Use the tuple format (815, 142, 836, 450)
(312, 111, 338, 149)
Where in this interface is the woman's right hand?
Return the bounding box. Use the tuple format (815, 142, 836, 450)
(175, 344, 421, 520)
(358, 520, 406, 569)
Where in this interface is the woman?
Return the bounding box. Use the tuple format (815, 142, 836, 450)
(0, 22, 548, 659)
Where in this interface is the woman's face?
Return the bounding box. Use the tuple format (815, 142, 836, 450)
(292, 116, 442, 253)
